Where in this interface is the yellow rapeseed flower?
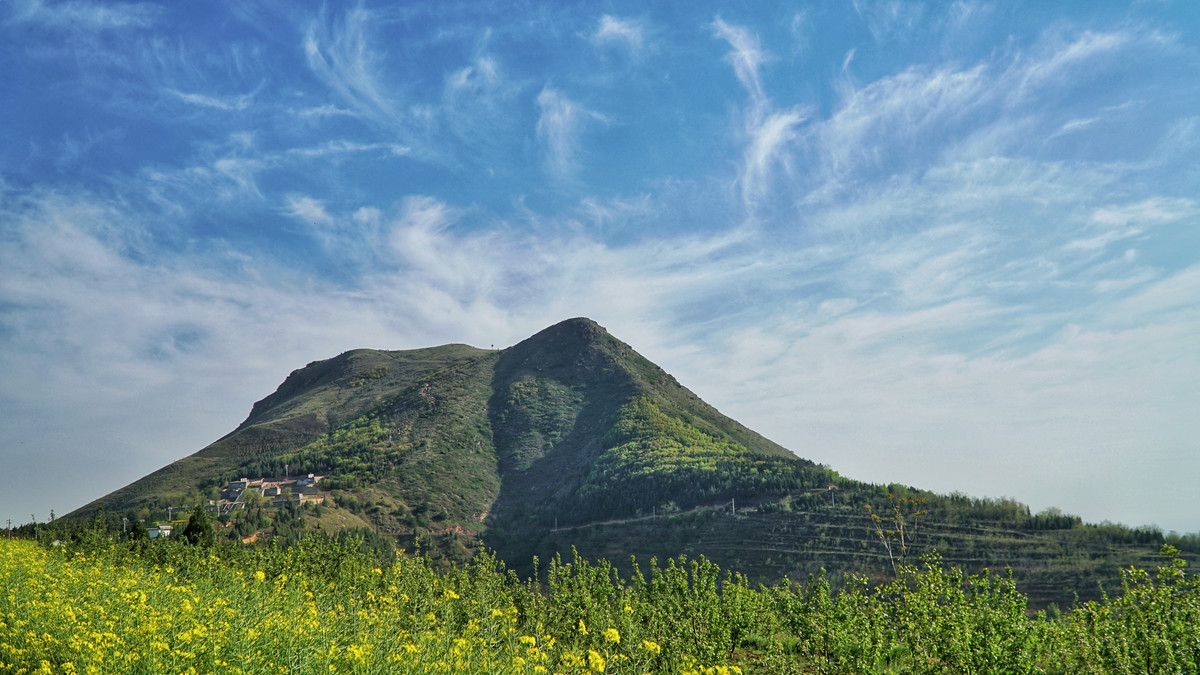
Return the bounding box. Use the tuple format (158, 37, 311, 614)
(603, 628, 620, 644)
(639, 639, 661, 655)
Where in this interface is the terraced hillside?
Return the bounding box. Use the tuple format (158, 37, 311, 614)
(511, 500, 1175, 609)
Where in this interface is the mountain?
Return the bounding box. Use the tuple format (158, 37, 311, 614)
(75, 318, 823, 542)
(70, 318, 1193, 607)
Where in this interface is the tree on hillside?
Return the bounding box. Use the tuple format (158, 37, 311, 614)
(243, 489, 265, 508)
(867, 494, 927, 575)
(180, 506, 214, 546)
(127, 517, 149, 541)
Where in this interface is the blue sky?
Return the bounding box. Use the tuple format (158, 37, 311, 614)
(2, 0, 1198, 533)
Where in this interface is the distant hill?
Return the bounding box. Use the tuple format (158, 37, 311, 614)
(69, 317, 1195, 608)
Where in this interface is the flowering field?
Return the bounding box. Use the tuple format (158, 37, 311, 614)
(0, 537, 720, 675)
(2, 534, 1198, 674)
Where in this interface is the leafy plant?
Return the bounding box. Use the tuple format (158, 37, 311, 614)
(867, 494, 927, 575)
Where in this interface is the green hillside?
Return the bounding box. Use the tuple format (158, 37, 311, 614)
(74, 343, 490, 519)
(66, 318, 1197, 608)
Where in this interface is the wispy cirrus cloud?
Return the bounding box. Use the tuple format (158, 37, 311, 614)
(445, 54, 502, 98)
(303, 7, 406, 136)
(284, 194, 334, 227)
(803, 63, 991, 202)
(145, 154, 269, 206)
(742, 109, 808, 209)
(1065, 197, 1197, 252)
(790, 25, 1175, 207)
(440, 50, 527, 161)
(139, 135, 409, 218)
(7, 0, 158, 31)
(712, 18, 767, 105)
(536, 87, 606, 180)
(286, 140, 409, 159)
(591, 15, 646, 53)
(851, 0, 927, 44)
(169, 89, 257, 112)
(1009, 30, 1134, 98)
(712, 18, 810, 212)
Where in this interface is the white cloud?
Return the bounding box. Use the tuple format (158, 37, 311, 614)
(815, 64, 989, 181)
(284, 194, 333, 226)
(535, 88, 605, 179)
(788, 11, 811, 54)
(1011, 30, 1132, 98)
(1046, 116, 1098, 141)
(851, 0, 926, 44)
(841, 48, 856, 75)
(297, 104, 357, 118)
(711, 18, 811, 211)
(139, 136, 412, 216)
(711, 15, 1130, 218)
(592, 15, 645, 52)
(286, 140, 410, 159)
(446, 55, 501, 96)
(775, 26, 1171, 207)
(169, 89, 255, 111)
(742, 109, 807, 207)
(1108, 264, 1200, 325)
(9, 0, 158, 31)
(1091, 197, 1196, 228)
(712, 17, 766, 104)
(156, 155, 268, 203)
(439, 50, 525, 159)
(1065, 198, 1196, 251)
(304, 7, 405, 136)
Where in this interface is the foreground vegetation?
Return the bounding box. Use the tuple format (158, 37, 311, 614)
(2, 531, 1198, 674)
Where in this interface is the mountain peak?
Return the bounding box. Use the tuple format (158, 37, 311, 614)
(499, 317, 616, 371)
(521, 317, 607, 345)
